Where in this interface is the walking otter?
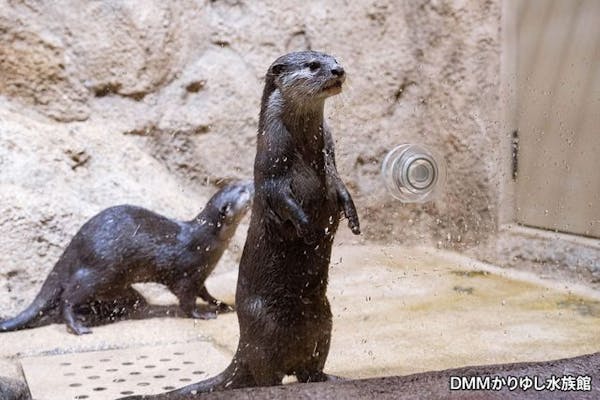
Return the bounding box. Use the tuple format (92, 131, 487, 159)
(121, 51, 360, 399)
(0, 181, 253, 335)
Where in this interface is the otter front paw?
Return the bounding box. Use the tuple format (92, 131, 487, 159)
(348, 217, 361, 235)
(190, 309, 217, 320)
(337, 187, 360, 235)
(295, 217, 319, 244)
(343, 207, 361, 235)
(216, 302, 235, 313)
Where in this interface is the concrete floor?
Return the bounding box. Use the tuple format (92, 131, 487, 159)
(1, 244, 599, 399)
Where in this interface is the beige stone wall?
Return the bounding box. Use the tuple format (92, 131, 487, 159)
(0, 0, 502, 315)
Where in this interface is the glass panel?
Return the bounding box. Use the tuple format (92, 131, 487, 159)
(0, 1, 597, 398)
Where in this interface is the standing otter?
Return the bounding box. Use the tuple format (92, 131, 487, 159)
(0, 181, 253, 335)
(122, 50, 360, 399)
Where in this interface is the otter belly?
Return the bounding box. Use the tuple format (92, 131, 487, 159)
(290, 165, 339, 229)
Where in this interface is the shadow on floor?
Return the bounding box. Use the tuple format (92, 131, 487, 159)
(8, 296, 228, 331)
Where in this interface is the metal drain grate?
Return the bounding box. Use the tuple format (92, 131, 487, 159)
(20, 343, 229, 400)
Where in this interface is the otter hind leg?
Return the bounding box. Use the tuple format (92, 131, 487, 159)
(62, 300, 91, 335)
(295, 333, 336, 383)
(244, 348, 285, 387)
(61, 269, 109, 335)
(248, 364, 284, 387)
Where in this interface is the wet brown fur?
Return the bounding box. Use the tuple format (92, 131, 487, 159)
(120, 51, 360, 399)
(0, 182, 253, 335)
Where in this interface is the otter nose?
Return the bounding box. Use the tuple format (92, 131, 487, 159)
(331, 66, 345, 77)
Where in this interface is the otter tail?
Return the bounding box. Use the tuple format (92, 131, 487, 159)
(0, 270, 62, 332)
(119, 361, 254, 399)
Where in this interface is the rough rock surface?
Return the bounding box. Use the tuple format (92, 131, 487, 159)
(0, 103, 248, 318)
(181, 352, 600, 400)
(0, 0, 501, 315)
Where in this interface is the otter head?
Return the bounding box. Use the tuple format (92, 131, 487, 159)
(207, 181, 254, 229)
(264, 51, 346, 107)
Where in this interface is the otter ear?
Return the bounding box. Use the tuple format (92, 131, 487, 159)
(270, 63, 285, 76)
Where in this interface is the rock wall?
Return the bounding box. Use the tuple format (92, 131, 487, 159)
(0, 0, 502, 315)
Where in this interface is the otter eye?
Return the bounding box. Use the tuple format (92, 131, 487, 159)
(307, 61, 321, 71)
(220, 204, 231, 217)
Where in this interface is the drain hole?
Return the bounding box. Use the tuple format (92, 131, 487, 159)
(26, 345, 214, 399)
